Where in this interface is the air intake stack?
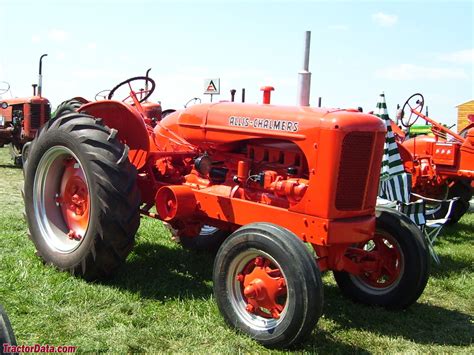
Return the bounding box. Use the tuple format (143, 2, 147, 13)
(297, 31, 311, 106)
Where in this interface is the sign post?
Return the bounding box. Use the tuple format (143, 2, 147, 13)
(204, 78, 220, 103)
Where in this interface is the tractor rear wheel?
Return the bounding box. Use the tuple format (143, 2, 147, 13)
(179, 225, 229, 253)
(213, 222, 323, 348)
(0, 305, 17, 348)
(428, 179, 472, 224)
(23, 111, 140, 280)
(333, 207, 429, 309)
(21, 141, 32, 167)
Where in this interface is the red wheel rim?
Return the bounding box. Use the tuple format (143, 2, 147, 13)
(354, 231, 404, 290)
(236, 255, 287, 320)
(59, 158, 90, 239)
(227, 249, 289, 331)
(33, 146, 91, 253)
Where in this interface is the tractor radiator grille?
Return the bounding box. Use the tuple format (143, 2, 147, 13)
(335, 132, 375, 210)
(30, 104, 41, 129)
(45, 105, 51, 121)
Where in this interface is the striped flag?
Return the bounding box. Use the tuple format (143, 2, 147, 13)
(376, 92, 405, 180)
(376, 92, 410, 203)
(376, 92, 445, 263)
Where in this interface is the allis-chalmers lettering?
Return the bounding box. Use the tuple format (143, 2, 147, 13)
(229, 116, 299, 132)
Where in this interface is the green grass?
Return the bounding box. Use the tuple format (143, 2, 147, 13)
(0, 148, 473, 353)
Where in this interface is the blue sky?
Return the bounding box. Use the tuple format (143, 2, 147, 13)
(0, 0, 472, 127)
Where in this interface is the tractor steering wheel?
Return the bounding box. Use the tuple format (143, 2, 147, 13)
(401, 93, 424, 128)
(95, 89, 111, 101)
(0, 81, 10, 96)
(108, 76, 156, 104)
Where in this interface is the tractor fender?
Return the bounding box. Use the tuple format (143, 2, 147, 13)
(79, 101, 149, 169)
(397, 141, 414, 166)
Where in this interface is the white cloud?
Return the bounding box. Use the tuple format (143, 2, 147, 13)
(31, 35, 41, 43)
(375, 64, 467, 80)
(48, 29, 69, 42)
(328, 24, 349, 31)
(372, 12, 398, 27)
(87, 42, 97, 50)
(439, 49, 474, 64)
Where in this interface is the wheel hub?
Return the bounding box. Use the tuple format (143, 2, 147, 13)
(57, 159, 90, 239)
(356, 233, 403, 290)
(237, 256, 287, 319)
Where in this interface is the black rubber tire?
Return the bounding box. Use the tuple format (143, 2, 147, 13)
(427, 180, 472, 225)
(333, 207, 429, 310)
(179, 225, 229, 253)
(52, 99, 83, 118)
(0, 305, 17, 348)
(21, 141, 31, 167)
(213, 222, 323, 348)
(23, 111, 140, 280)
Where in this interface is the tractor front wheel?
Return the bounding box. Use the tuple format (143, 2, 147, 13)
(23, 111, 140, 280)
(179, 225, 229, 253)
(333, 207, 429, 309)
(213, 222, 323, 348)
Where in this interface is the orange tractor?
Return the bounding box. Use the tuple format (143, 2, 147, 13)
(23, 76, 429, 347)
(0, 54, 51, 166)
(395, 93, 473, 223)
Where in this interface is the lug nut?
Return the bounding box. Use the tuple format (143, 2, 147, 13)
(270, 308, 280, 319)
(254, 257, 264, 266)
(67, 230, 82, 241)
(245, 304, 255, 313)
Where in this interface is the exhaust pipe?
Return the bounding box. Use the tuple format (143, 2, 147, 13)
(297, 31, 311, 106)
(38, 53, 48, 97)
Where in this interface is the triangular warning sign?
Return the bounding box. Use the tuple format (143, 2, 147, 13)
(204, 78, 220, 95)
(207, 80, 217, 92)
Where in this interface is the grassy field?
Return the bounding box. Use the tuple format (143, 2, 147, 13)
(0, 147, 472, 353)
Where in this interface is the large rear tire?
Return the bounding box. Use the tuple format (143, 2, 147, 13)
(23, 111, 140, 280)
(333, 207, 429, 309)
(213, 222, 323, 348)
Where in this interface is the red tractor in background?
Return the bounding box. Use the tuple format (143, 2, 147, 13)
(395, 93, 473, 223)
(23, 76, 429, 348)
(0, 54, 51, 166)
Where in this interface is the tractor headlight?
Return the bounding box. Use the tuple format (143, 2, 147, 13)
(0, 115, 5, 127)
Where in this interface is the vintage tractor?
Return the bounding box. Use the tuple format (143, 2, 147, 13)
(23, 76, 429, 348)
(396, 93, 474, 223)
(0, 54, 51, 166)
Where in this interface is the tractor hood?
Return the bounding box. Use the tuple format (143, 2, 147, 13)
(1, 96, 50, 105)
(158, 102, 386, 150)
